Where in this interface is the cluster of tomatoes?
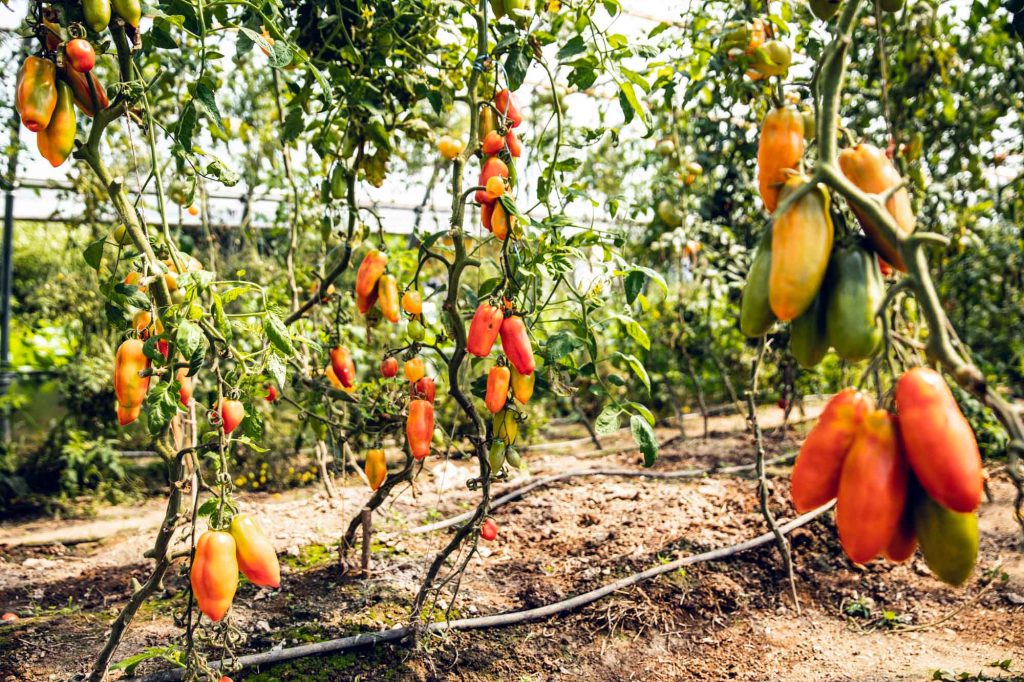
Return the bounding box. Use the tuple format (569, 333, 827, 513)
(191, 514, 281, 623)
(791, 369, 983, 585)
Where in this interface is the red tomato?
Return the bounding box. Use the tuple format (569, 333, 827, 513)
(480, 518, 498, 541)
(65, 38, 96, 72)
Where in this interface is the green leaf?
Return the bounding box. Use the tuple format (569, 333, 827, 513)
(545, 331, 581, 362)
(624, 270, 645, 304)
(146, 383, 179, 435)
(113, 283, 151, 310)
(191, 82, 225, 134)
(175, 320, 207, 363)
(196, 498, 218, 518)
(630, 414, 658, 467)
(149, 18, 179, 49)
(282, 106, 305, 144)
(305, 62, 333, 109)
(176, 102, 197, 151)
(83, 238, 105, 271)
(629, 401, 656, 426)
(595, 405, 621, 436)
(557, 35, 586, 61)
(267, 352, 286, 389)
(264, 311, 295, 356)
(609, 314, 650, 351)
(477, 276, 503, 299)
(505, 45, 531, 91)
(617, 80, 648, 129)
(615, 351, 650, 393)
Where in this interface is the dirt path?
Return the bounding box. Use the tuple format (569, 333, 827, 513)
(1, 401, 1022, 681)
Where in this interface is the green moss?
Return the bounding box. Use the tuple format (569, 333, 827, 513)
(244, 652, 359, 681)
(281, 543, 335, 571)
(273, 622, 328, 644)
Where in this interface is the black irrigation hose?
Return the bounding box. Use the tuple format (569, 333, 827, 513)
(136, 504, 833, 682)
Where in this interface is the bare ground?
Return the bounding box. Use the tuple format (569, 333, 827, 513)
(1, 403, 1022, 682)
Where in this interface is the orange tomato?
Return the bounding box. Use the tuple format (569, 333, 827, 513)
(756, 106, 805, 213)
(229, 514, 280, 588)
(836, 410, 908, 565)
(486, 365, 511, 414)
(838, 143, 915, 271)
(190, 531, 238, 622)
(790, 389, 874, 512)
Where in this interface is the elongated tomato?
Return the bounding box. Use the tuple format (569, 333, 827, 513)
(467, 303, 504, 357)
(768, 174, 833, 321)
(895, 367, 983, 513)
(486, 365, 511, 414)
(836, 410, 908, 565)
(790, 388, 874, 512)
(838, 143, 915, 271)
(229, 514, 280, 589)
(756, 106, 804, 213)
(191, 531, 238, 622)
(407, 399, 434, 461)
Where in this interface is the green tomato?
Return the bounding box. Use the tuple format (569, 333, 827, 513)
(408, 320, 425, 342)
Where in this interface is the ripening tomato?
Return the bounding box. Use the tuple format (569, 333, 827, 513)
(402, 290, 423, 316)
(756, 106, 804, 213)
(505, 129, 522, 157)
(480, 518, 498, 541)
(407, 399, 434, 460)
(229, 514, 280, 588)
(510, 365, 535, 404)
(486, 365, 511, 414)
(474, 157, 510, 204)
(492, 201, 515, 241)
(364, 449, 387, 491)
(467, 303, 504, 357)
(790, 388, 874, 512)
(835, 410, 908, 565)
(482, 131, 505, 155)
(404, 357, 426, 383)
(16, 56, 58, 132)
(265, 384, 279, 402)
(377, 274, 400, 324)
(895, 368, 983, 513)
(481, 201, 494, 232)
(218, 398, 245, 434)
(329, 346, 356, 388)
(838, 143, 915, 271)
(499, 316, 534, 375)
(438, 135, 464, 160)
(494, 89, 523, 127)
(355, 250, 388, 299)
(412, 376, 436, 402)
(381, 356, 399, 378)
(177, 367, 194, 407)
(65, 39, 96, 72)
(191, 531, 238, 622)
(114, 339, 151, 425)
(486, 175, 506, 200)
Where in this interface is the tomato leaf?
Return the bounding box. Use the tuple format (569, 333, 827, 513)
(264, 311, 295, 356)
(83, 238, 105, 271)
(191, 82, 225, 135)
(595, 405, 621, 436)
(614, 351, 650, 393)
(630, 414, 658, 467)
